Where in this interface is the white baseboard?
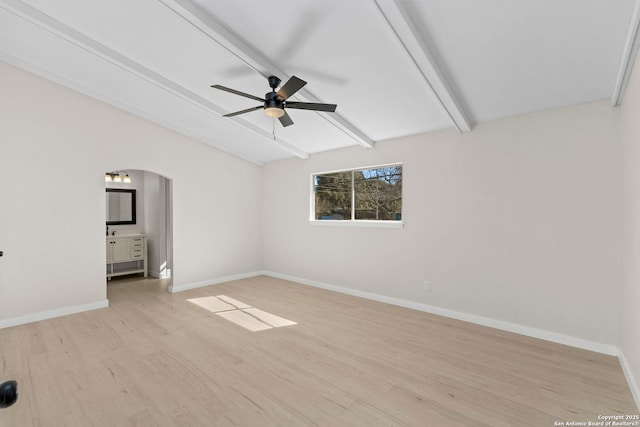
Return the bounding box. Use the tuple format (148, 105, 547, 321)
(261, 270, 640, 409)
(0, 270, 636, 410)
(148, 270, 172, 280)
(261, 271, 620, 356)
(0, 299, 109, 329)
(169, 271, 263, 293)
(619, 351, 640, 411)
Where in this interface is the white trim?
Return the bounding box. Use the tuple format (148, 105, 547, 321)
(312, 162, 404, 177)
(1, 271, 636, 407)
(310, 163, 404, 224)
(619, 351, 640, 411)
(310, 220, 404, 229)
(373, 0, 472, 133)
(0, 299, 109, 330)
(168, 271, 263, 293)
(260, 271, 619, 356)
(612, 0, 640, 107)
(147, 270, 173, 279)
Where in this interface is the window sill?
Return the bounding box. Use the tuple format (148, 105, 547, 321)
(309, 220, 404, 229)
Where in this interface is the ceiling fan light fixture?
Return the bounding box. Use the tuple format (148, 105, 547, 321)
(264, 107, 285, 118)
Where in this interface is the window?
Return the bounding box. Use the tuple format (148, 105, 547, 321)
(312, 164, 402, 223)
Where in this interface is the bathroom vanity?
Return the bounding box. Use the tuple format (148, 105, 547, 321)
(106, 234, 147, 279)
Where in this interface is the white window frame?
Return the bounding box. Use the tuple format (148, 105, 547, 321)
(310, 163, 404, 228)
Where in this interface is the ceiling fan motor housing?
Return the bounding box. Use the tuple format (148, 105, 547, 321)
(265, 91, 284, 109)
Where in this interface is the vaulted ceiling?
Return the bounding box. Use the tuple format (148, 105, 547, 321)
(1, 0, 638, 164)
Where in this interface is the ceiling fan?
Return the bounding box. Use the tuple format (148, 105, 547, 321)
(211, 75, 337, 127)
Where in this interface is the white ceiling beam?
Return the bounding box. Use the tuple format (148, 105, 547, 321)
(612, 0, 640, 107)
(158, 0, 375, 149)
(374, 0, 472, 133)
(0, 0, 308, 160)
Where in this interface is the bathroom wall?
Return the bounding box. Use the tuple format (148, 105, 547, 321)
(143, 171, 170, 278)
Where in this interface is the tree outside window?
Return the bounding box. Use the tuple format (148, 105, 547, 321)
(313, 165, 402, 221)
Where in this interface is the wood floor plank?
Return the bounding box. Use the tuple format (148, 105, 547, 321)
(0, 275, 637, 426)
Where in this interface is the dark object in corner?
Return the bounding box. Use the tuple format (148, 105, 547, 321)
(0, 380, 18, 408)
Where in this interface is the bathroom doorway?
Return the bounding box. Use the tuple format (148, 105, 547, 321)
(105, 170, 173, 290)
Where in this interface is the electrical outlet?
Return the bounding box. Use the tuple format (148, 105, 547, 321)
(423, 280, 431, 292)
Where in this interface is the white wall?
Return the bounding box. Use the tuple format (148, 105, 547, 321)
(0, 61, 262, 324)
(143, 171, 169, 278)
(263, 100, 623, 346)
(0, 56, 631, 366)
(621, 48, 640, 406)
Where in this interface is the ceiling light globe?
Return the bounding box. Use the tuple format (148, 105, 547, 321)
(264, 107, 285, 118)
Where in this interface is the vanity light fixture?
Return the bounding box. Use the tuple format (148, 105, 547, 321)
(105, 171, 132, 184)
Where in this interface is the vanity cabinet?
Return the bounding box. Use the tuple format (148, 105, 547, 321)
(106, 234, 147, 279)
(107, 238, 130, 263)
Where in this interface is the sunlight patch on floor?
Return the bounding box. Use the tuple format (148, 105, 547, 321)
(186, 296, 236, 312)
(216, 295, 251, 309)
(242, 308, 297, 327)
(216, 310, 274, 331)
(186, 295, 297, 331)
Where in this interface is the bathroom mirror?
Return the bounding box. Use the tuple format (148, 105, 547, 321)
(106, 188, 136, 225)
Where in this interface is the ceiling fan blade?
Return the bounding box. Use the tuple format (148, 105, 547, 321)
(211, 85, 264, 102)
(285, 102, 337, 112)
(276, 76, 307, 101)
(278, 111, 294, 127)
(223, 105, 263, 117)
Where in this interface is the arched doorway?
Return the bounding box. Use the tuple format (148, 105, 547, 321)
(105, 169, 173, 291)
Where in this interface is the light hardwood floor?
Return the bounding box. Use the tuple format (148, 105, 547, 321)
(1, 275, 637, 426)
